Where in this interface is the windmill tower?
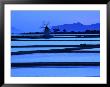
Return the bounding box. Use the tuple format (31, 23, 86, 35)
(44, 25, 50, 35)
(41, 22, 51, 38)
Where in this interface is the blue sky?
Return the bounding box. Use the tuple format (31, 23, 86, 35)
(11, 10, 100, 33)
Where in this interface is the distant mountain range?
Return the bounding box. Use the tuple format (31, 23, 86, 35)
(12, 22, 100, 33)
(51, 22, 100, 32)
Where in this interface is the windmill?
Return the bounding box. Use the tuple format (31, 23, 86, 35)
(40, 21, 51, 38)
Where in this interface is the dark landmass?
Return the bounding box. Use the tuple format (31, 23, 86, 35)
(11, 34, 100, 39)
(20, 30, 100, 34)
(11, 44, 100, 55)
(11, 50, 100, 55)
(11, 44, 100, 48)
(11, 62, 100, 67)
(51, 23, 100, 32)
(11, 39, 100, 41)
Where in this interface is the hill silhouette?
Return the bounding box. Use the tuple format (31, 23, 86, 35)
(51, 22, 100, 32)
(12, 22, 100, 33)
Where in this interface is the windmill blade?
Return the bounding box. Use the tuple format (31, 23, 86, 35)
(39, 21, 46, 28)
(40, 21, 50, 29)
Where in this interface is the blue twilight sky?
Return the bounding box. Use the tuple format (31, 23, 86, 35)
(11, 10, 100, 33)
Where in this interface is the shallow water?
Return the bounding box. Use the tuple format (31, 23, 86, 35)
(12, 40, 100, 46)
(11, 34, 100, 77)
(14, 37, 100, 41)
(11, 53, 100, 63)
(11, 66, 100, 77)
